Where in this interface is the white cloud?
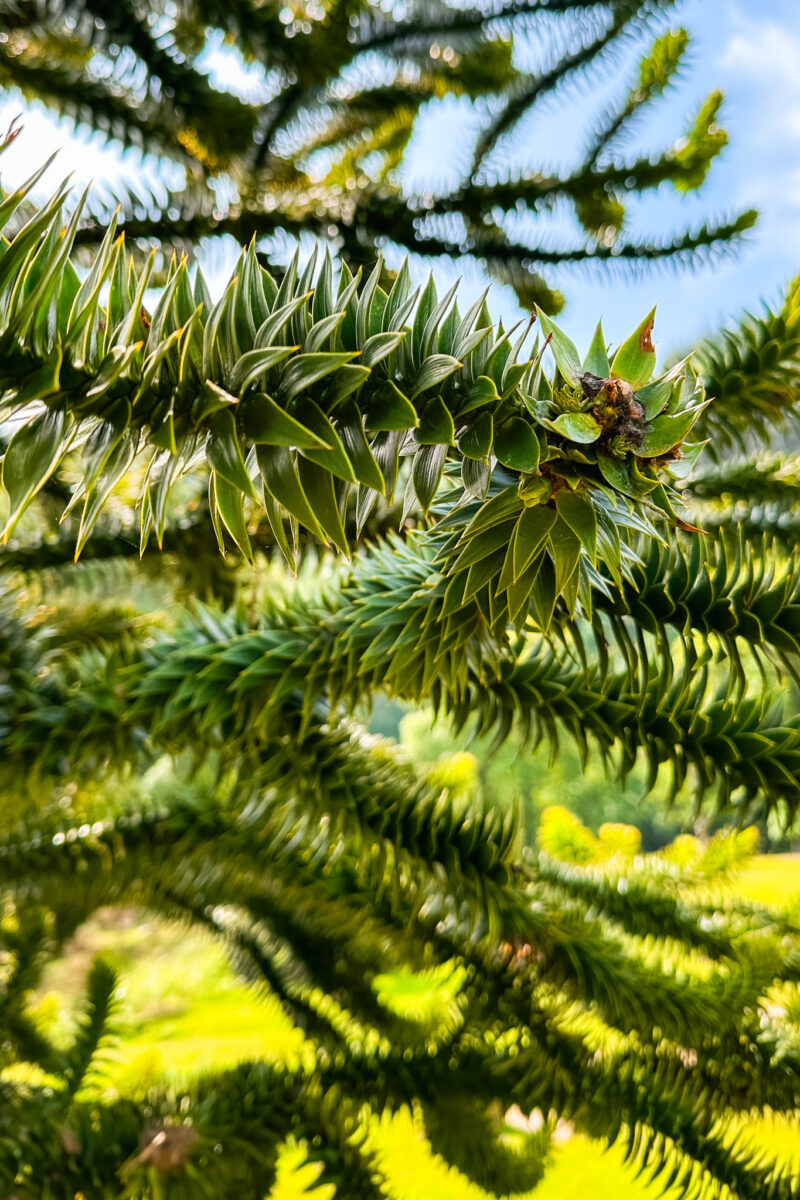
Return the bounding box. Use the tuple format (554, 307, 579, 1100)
(721, 21, 800, 80)
(719, 10, 800, 141)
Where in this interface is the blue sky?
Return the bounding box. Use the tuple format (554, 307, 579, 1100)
(399, 0, 800, 354)
(0, 0, 798, 359)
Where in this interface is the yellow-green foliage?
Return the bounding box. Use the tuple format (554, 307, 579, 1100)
(539, 805, 760, 878)
(28, 852, 800, 1200)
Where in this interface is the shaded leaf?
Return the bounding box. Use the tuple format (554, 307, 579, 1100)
(636, 374, 673, 420)
(461, 457, 490, 499)
(460, 374, 500, 416)
(555, 489, 597, 562)
(241, 394, 329, 450)
(531, 555, 557, 630)
(257, 445, 327, 544)
(229, 346, 298, 395)
(10, 350, 62, 413)
(207, 410, 259, 501)
(412, 442, 448, 514)
(280, 352, 356, 400)
(360, 330, 405, 367)
(511, 505, 558, 583)
(297, 458, 348, 556)
(597, 451, 637, 497)
(324, 363, 371, 407)
(457, 412, 493, 460)
(494, 418, 540, 471)
(364, 382, 419, 432)
(193, 380, 238, 424)
(81, 399, 131, 492)
(290, 397, 357, 483)
(1, 406, 71, 539)
(213, 471, 253, 563)
(75, 430, 138, 559)
(411, 355, 461, 399)
(549, 518, 581, 593)
(415, 396, 455, 445)
(337, 401, 385, 492)
(453, 518, 517, 573)
(261, 483, 294, 570)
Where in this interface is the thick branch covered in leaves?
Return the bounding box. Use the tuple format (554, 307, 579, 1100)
(693, 276, 800, 457)
(0, 165, 707, 612)
(6, 517, 800, 831)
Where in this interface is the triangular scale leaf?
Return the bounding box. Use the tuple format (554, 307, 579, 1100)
(611, 307, 657, 388)
(364, 382, 418, 432)
(638, 408, 703, 457)
(297, 457, 349, 556)
(461, 457, 490, 499)
(280, 352, 357, 400)
(261, 482, 295, 571)
(290, 397, 357, 483)
(229, 346, 298, 395)
(457, 412, 493, 460)
(241, 394, 329, 450)
(512, 505, 558, 581)
(212, 470, 253, 563)
(411, 355, 461, 399)
(555, 489, 597, 563)
(207, 410, 259, 501)
(582, 322, 610, 377)
(460, 375, 500, 416)
(415, 396, 455, 445)
(549, 518, 581, 593)
(412, 442, 447, 514)
(535, 308, 581, 383)
(337, 401, 385, 493)
(256, 445, 327, 545)
(75, 429, 138, 558)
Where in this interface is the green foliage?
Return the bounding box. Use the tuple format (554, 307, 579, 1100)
(0, 130, 799, 1200)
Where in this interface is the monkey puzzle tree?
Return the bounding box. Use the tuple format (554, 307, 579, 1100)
(2, 128, 800, 1196)
(0, 0, 753, 308)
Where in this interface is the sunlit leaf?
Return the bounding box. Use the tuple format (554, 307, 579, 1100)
(550, 412, 601, 443)
(611, 307, 657, 388)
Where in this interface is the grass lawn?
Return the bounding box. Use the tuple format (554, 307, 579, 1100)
(25, 856, 800, 1198)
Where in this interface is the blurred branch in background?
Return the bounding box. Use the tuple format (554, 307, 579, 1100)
(0, 0, 755, 310)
